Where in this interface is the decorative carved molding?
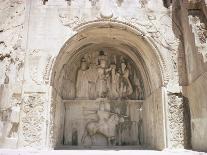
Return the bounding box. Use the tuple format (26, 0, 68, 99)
(43, 56, 55, 85)
(58, 11, 182, 86)
(59, 14, 88, 29)
(167, 93, 185, 148)
(21, 95, 46, 148)
(48, 97, 57, 148)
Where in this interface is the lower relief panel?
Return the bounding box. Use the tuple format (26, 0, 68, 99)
(63, 99, 143, 147)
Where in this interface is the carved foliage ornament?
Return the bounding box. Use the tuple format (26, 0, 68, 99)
(168, 94, 185, 148)
(21, 95, 46, 148)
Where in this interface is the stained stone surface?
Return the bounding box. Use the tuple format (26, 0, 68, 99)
(0, 0, 207, 153)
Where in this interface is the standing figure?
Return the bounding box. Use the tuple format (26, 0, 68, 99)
(134, 73, 144, 100)
(87, 63, 98, 99)
(110, 64, 120, 99)
(120, 60, 133, 98)
(97, 102, 110, 126)
(96, 51, 111, 98)
(76, 58, 90, 99)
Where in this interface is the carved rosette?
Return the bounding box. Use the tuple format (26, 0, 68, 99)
(21, 95, 46, 148)
(167, 94, 185, 148)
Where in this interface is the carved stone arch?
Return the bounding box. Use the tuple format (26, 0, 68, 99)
(48, 20, 175, 150)
(51, 19, 170, 90)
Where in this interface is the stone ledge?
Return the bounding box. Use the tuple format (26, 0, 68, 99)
(0, 149, 206, 155)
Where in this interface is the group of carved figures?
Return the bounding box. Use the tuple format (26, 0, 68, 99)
(80, 101, 143, 146)
(76, 51, 134, 99)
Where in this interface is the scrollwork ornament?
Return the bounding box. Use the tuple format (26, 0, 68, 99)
(21, 95, 46, 148)
(167, 94, 185, 148)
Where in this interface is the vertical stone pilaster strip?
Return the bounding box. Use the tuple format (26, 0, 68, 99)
(18, 94, 47, 149)
(167, 93, 185, 149)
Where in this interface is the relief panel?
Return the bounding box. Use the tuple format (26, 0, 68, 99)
(60, 50, 145, 147)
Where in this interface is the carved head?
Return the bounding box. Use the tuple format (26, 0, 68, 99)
(121, 60, 127, 72)
(99, 102, 105, 111)
(98, 51, 107, 68)
(111, 64, 116, 71)
(80, 58, 88, 70)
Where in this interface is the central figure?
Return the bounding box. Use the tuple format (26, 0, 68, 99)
(96, 51, 111, 98)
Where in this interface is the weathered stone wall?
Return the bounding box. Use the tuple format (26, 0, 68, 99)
(143, 87, 166, 149)
(0, 0, 26, 148)
(1, 0, 206, 152)
(173, 0, 207, 152)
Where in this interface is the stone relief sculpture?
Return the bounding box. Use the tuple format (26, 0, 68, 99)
(81, 101, 123, 145)
(2, 103, 20, 139)
(168, 94, 185, 148)
(78, 99, 143, 146)
(96, 52, 111, 98)
(0, 62, 21, 144)
(119, 59, 133, 98)
(75, 50, 144, 100)
(64, 50, 144, 147)
(21, 95, 46, 148)
(76, 58, 90, 99)
(110, 64, 120, 99)
(0, 101, 20, 148)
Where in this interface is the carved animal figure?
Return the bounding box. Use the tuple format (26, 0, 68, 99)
(81, 114, 121, 146)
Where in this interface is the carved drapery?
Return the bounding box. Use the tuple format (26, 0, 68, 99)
(62, 50, 145, 100)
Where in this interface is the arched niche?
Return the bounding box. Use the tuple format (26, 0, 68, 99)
(50, 21, 168, 150)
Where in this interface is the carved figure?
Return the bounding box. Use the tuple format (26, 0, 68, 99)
(120, 60, 133, 98)
(81, 101, 123, 145)
(96, 52, 111, 98)
(74, 51, 144, 100)
(81, 113, 121, 145)
(87, 63, 98, 99)
(134, 73, 144, 100)
(109, 64, 120, 99)
(76, 58, 90, 98)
